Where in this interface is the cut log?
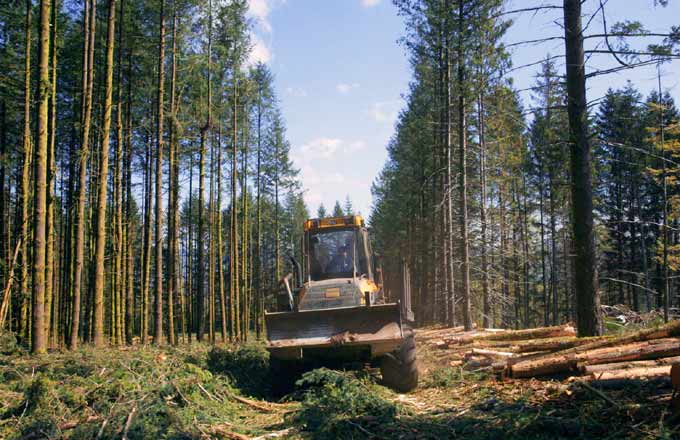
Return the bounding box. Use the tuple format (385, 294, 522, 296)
(510, 338, 680, 378)
(470, 348, 514, 358)
(578, 338, 680, 365)
(511, 320, 680, 369)
(464, 356, 494, 369)
(508, 336, 603, 354)
(585, 365, 670, 382)
(444, 324, 575, 347)
(579, 356, 680, 374)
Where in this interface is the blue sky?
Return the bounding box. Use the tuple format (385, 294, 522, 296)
(246, 0, 680, 218)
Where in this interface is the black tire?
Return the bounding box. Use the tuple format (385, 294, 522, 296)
(269, 356, 303, 396)
(380, 329, 418, 393)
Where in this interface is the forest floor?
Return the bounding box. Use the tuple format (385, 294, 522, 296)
(1, 326, 679, 440)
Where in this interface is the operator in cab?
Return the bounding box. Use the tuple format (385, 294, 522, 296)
(326, 244, 353, 274)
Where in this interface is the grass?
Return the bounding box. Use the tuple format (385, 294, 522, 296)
(0, 329, 679, 439)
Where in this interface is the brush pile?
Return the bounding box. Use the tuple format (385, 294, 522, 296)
(425, 320, 680, 386)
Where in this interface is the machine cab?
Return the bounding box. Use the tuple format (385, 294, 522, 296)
(295, 215, 383, 311)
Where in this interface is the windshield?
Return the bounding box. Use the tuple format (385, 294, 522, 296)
(308, 229, 355, 281)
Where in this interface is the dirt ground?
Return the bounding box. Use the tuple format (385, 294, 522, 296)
(1, 326, 679, 439)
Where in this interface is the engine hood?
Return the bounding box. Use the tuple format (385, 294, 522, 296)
(298, 278, 363, 311)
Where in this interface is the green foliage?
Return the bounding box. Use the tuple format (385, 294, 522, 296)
(0, 331, 20, 355)
(423, 366, 490, 388)
(0, 345, 284, 440)
(292, 368, 398, 438)
(206, 344, 271, 397)
(331, 201, 344, 217)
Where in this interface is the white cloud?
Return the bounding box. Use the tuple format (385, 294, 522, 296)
(300, 138, 343, 159)
(246, 0, 286, 66)
(366, 101, 400, 124)
(285, 86, 308, 98)
(297, 137, 367, 160)
(248, 34, 272, 65)
(247, 0, 273, 33)
(336, 82, 360, 94)
(361, 0, 381, 7)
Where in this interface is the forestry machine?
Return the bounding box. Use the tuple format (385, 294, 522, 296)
(265, 214, 418, 392)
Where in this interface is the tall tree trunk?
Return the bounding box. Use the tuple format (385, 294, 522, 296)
(218, 136, 227, 343)
(208, 133, 215, 343)
(197, 0, 211, 342)
(197, 128, 206, 341)
(31, 0, 52, 354)
(113, 0, 125, 346)
(166, 4, 178, 346)
(153, 0, 166, 346)
(241, 93, 249, 341)
(549, 179, 558, 325)
(168, 2, 184, 345)
(141, 133, 152, 343)
(255, 87, 263, 339)
(92, 0, 117, 347)
(45, 0, 58, 347)
(478, 93, 490, 328)
(20, 0, 33, 343)
(658, 68, 670, 321)
(231, 77, 240, 339)
(457, 0, 472, 331)
(444, 24, 456, 327)
(0, 100, 6, 315)
(563, 0, 602, 336)
(187, 150, 194, 343)
(70, 0, 95, 349)
(124, 45, 134, 344)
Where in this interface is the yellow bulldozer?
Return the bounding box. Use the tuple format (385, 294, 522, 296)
(265, 215, 418, 393)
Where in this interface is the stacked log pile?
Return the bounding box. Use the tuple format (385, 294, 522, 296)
(426, 321, 680, 385)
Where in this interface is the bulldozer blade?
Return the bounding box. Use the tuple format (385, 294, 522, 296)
(265, 303, 403, 357)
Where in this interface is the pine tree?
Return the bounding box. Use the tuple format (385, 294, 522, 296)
(332, 201, 344, 217)
(316, 203, 327, 218)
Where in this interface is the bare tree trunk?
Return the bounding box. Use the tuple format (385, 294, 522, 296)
(538, 165, 548, 326)
(153, 0, 166, 346)
(444, 25, 456, 327)
(0, 100, 6, 317)
(187, 151, 194, 343)
(70, 0, 95, 349)
(241, 93, 249, 341)
(197, 0, 212, 342)
(124, 47, 134, 344)
(45, 0, 59, 347)
(32, 0, 53, 354)
(114, 0, 126, 345)
(218, 140, 227, 344)
(457, 1, 472, 331)
(479, 93, 490, 328)
(549, 179, 558, 325)
(166, 4, 178, 346)
(563, 0, 602, 336)
(20, 0, 33, 343)
(255, 87, 263, 339)
(208, 133, 215, 343)
(92, 0, 117, 347)
(658, 67, 670, 322)
(197, 129, 206, 341)
(141, 133, 152, 343)
(231, 77, 241, 340)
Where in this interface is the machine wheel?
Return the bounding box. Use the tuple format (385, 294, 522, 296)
(269, 356, 303, 396)
(380, 328, 418, 393)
